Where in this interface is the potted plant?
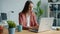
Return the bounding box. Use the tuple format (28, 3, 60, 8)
(7, 20, 16, 34)
(34, 0, 44, 23)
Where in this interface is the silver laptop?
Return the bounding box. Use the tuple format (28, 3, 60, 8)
(30, 17, 54, 33)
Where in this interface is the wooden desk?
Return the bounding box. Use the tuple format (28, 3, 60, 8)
(3, 28, 60, 34)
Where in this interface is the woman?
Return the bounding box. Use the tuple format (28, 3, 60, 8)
(19, 1, 38, 30)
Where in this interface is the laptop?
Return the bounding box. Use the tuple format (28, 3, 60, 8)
(30, 17, 54, 33)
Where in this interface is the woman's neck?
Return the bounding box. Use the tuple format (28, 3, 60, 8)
(26, 12, 30, 16)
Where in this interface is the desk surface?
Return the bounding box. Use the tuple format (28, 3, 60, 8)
(3, 29, 60, 34)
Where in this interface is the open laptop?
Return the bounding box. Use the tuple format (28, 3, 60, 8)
(30, 17, 54, 33)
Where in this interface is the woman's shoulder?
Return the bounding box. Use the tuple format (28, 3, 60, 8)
(19, 12, 23, 16)
(19, 12, 22, 14)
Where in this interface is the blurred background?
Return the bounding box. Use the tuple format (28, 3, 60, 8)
(0, 0, 60, 28)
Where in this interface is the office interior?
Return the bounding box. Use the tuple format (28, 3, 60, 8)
(0, 0, 60, 34)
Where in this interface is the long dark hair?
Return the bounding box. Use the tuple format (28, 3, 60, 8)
(22, 1, 33, 14)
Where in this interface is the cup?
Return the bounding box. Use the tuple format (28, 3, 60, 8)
(17, 25, 22, 32)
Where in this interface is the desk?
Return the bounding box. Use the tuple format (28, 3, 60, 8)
(3, 28, 60, 34)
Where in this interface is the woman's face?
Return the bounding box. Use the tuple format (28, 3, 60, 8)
(29, 3, 33, 12)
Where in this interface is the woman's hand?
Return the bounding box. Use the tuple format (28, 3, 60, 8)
(27, 26, 33, 29)
(28, 25, 39, 31)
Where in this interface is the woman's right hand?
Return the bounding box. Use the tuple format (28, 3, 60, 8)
(28, 26, 33, 29)
(28, 27, 33, 31)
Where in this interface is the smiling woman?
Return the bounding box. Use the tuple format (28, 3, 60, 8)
(19, 0, 38, 30)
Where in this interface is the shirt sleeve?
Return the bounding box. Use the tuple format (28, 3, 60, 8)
(33, 12, 38, 26)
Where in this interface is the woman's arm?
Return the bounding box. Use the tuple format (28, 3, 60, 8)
(19, 13, 28, 30)
(33, 12, 39, 29)
(19, 13, 23, 25)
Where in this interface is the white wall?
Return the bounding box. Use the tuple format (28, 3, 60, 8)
(1, 0, 39, 25)
(41, 0, 48, 17)
(0, 0, 1, 10)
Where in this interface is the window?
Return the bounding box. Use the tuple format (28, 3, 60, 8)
(48, 0, 60, 27)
